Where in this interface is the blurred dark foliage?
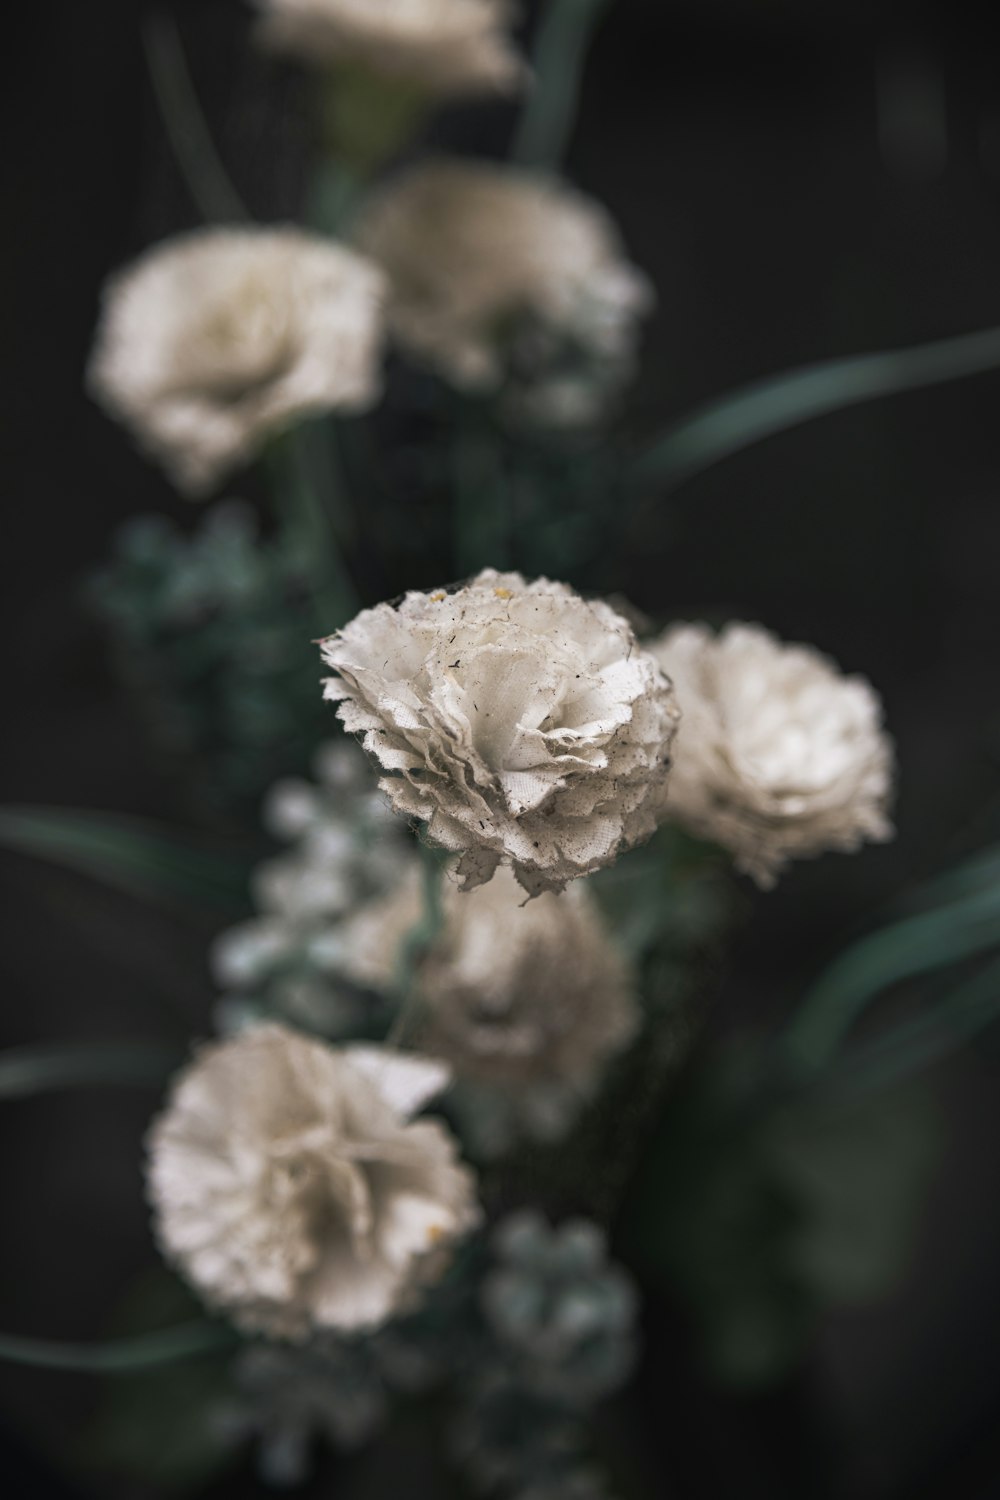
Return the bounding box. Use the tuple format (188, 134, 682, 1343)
(3, 0, 1000, 1497)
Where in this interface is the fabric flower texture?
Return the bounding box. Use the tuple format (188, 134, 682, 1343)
(649, 622, 894, 887)
(88, 228, 385, 494)
(147, 1025, 480, 1339)
(319, 570, 681, 897)
(354, 158, 653, 422)
(253, 0, 524, 99)
(338, 865, 638, 1156)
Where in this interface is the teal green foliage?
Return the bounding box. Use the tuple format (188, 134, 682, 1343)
(79, 1270, 238, 1491)
(625, 1064, 941, 1388)
(0, 804, 251, 914)
(89, 504, 330, 814)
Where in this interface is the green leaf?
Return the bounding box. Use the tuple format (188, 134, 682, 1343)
(0, 1322, 234, 1373)
(142, 11, 248, 224)
(511, 0, 612, 172)
(0, 1042, 180, 1101)
(0, 805, 250, 913)
(631, 324, 1000, 493)
(781, 879, 1000, 1076)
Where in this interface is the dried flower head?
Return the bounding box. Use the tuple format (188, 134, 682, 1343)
(354, 158, 652, 420)
(88, 228, 385, 494)
(319, 570, 680, 897)
(147, 1025, 479, 1339)
(338, 865, 638, 1154)
(649, 622, 894, 886)
(253, 0, 525, 98)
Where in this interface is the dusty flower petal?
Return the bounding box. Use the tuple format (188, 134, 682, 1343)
(253, 0, 525, 98)
(354, 158, 652, 418)
(147, 1025, 479, 1339)
(88, 228, 385, 495)
(319, 570, 680, 896)
(649, 622, 894, 886)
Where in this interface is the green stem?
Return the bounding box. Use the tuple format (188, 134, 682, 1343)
(142, 12, 249, 223)
(452, 413, 510, 576)
(511, 0, 611, 171)
(271, 424, 361, 636)
(387, 846, 448, 1046)
(0, 1321, 234, 1373)
(630, 323, 1000, 495)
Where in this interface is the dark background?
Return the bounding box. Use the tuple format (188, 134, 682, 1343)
(3, 0, 1000, 1495)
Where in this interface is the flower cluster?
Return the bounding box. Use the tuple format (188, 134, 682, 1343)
(147, 1025, 480, 1339)
(320, 569, 680, 897)
(253, 0, 526, 100)
(454, 1212, 637, 1496)
(212, 740, 417, 1037)
(650, 622, 894, 886)
(88, 228, 385, 494)
(88, 503, 330, 811)
(355, 158, 653, 421)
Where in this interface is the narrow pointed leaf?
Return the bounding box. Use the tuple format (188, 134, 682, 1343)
(0, 805, 250, 913)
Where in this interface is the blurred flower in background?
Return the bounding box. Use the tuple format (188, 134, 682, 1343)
(650, 621, 895, 887)
(88, 228, 386, 493)
(355, 157, 653, 422)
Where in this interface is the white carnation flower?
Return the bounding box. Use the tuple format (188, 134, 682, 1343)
(147, 1025, 480, 1339)
(649, 622, 894, 886)
(319, 570, 681, 896)
(88, 228, 385, 494)
(338, 865, 638, 1155)
(354, 158, 652, 417)
(253, 0, 525, 98)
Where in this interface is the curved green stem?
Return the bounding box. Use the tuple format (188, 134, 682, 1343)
(142, 12, 249, 223)
(271, 424, 361, 636)
(631, 323, 1000, 494)
(0, 1321, 234, 1373)
(387, 846, 448, 1045)
(511, 0, 611, 171)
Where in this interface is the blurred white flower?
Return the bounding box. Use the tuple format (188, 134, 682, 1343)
(319, 570, 680, 896)
(649, 622, 894, 886)
(339, 865, 638, 1155)
(88, 228, 385, 494)
(147, 1025, 480, 1339)
(354, 158, 652, 418)
(253, 0, 525, 98)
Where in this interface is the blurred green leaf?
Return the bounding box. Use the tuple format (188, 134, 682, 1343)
(782, 877, 1000, 1077)
(0, 805, 250, 913)
(632, 323, 1000, 494)
(0, 1322, 233, 1373)
(79, 1268, 238, 1488)
(0, 1042, 180, 1100)
(511, 0, 612, 171)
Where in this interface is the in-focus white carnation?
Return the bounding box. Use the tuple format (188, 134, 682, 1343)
(319, 570, 681, 897)
(354, 158, 652, 420)
(649, 622, 894, 886)
(253, 0, 525, 98)
(338, 865, 638, 1156)
(88, 228, 385, 494)
(148, 1025, 479, 1339)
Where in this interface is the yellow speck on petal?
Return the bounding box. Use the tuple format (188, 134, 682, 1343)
(426, 1223, 446, 1245)
(494, 587, 512, 599)
(430, 591, 447, 602)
